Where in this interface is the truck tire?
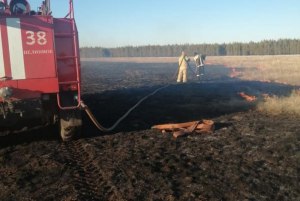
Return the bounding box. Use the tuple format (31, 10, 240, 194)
(60, 109, 82, 141)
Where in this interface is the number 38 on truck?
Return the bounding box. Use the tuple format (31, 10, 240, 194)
(0, 0, 82, 141)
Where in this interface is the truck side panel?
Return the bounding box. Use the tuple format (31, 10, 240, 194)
(0, 16, 59, 100)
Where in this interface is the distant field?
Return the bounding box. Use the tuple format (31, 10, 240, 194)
(82, 55, 300, 116)
(81, 57, 177, 63)
(82, 55, 300, 85)
(208, 55, 300, 86)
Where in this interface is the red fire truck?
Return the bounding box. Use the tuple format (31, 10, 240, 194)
(0, 0, 82, 141)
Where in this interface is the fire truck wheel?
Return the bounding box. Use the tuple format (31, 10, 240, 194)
(60, 109, 82, 141)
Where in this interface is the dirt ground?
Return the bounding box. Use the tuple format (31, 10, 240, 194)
(0, 61, 299, 201)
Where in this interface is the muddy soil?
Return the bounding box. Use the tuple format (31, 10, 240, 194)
(0, 61, 299, 201)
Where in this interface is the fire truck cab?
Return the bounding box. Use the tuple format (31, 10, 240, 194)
(0, 0, 82, 141)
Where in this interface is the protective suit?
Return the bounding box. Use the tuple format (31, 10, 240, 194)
(177, 52, 190, 83)
(194, 53, 205, 79)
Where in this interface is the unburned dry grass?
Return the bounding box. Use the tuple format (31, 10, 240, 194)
(208, 55, 300, 85)
(258, 90, 300, 116)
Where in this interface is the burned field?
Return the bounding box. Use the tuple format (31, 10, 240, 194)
(0, 60, 299, 201)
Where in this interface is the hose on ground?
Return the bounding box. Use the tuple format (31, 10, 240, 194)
(81, 85, 170, 132)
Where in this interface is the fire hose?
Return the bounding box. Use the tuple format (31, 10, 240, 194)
(80, 85, 170, 132)
(80, 56, 198, 132)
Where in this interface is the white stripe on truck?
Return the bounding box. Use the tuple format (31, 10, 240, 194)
(0, 25, 5, 78)
(6, 18, 26, 80)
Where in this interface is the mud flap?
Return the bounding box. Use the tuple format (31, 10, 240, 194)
(60, 109, 82, 141)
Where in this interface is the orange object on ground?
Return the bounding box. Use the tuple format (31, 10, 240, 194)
(152, 120, 214, 138)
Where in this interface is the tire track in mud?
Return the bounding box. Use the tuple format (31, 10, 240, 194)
(60, 140, 123, 201)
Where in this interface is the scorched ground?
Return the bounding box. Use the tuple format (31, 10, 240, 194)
(0, 61, 299, 201)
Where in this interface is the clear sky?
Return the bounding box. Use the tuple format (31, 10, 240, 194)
(36, 0, 300, 47)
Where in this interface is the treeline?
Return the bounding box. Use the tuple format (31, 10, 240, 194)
(80, 39, 300, 58)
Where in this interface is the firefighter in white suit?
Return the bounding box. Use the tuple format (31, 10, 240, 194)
(177, 51, 190, 83)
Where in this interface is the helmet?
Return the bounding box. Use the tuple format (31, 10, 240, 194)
(10, 0, 31, 14)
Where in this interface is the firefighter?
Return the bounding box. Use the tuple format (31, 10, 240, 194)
(193, 52, 205, 80)
(0, 0, 6, 14)
(10, 0, 30, 15)
(177, 51, 190, 83)
(0, 1, 3, 10)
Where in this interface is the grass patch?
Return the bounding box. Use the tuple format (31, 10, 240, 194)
(257, 90, 300, 116)
(208, 55, 300, 85)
